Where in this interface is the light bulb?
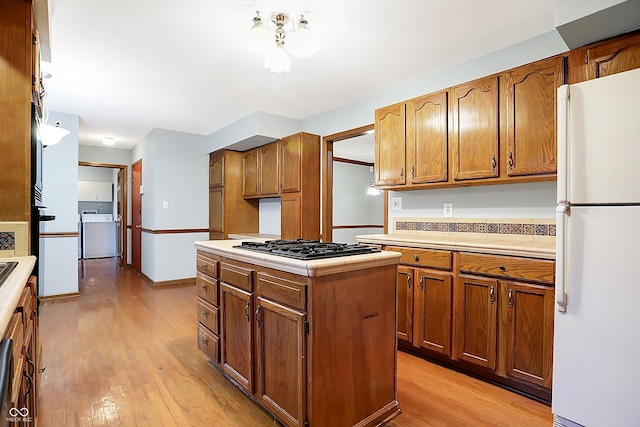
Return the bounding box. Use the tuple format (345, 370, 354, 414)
(245, 12, 271, 55)
(288, 16, 318, 58)
(263, 45, 291, 73)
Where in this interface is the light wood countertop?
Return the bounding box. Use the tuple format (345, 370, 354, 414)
(0, 255, 36, 333)
(195, 240, 400, 277)
(356, 233, 555, 260)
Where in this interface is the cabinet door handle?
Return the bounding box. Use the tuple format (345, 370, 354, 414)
(490, 285, 495, 304)
(244, 300, 250, 321)
(255, 305, 261, 328)
(508, 152, 514, 170)
(411, 164, 415, 179)
(419, 276, 425, 292)
(407, 273, 412, 289)
(491, 154, 497, 171)
(400, 167, 404, 179)
(508, 288, 514, 308)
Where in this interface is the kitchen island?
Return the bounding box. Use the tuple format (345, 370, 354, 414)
(194, 239, 402, 427)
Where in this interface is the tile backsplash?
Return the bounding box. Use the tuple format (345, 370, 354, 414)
(0, 222, 28, 257)
(394, 218, 556, 238)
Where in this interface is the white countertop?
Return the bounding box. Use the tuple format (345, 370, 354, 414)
(0, 256, 36, 333)
(356, 233, 555, 260)
(195, 240, 401, 277)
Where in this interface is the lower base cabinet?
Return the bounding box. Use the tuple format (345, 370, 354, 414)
(196, 248, 400, 427)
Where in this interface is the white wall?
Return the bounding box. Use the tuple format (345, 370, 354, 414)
(40, 110, 79, 296)
(259, 199, 281, 235)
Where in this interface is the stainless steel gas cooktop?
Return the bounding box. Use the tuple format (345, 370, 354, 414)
(234, 239, 380, 260)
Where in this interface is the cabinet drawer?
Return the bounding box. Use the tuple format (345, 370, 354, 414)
(459, 253, 555, 285)
(220, 260, 253, 292)
(196, 273, 218, 306)
(257, 271, 307, 311)
(197, 324, 219, 364)
(385, 246, 452, 270)
(196, 252, 219, 277)
(198, 298, 219, 334)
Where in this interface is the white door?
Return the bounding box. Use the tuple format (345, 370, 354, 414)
(553, 205, 640, 427)
(557, 68, 640, 205)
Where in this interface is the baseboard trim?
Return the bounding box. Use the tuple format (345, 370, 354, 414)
(137, 270, 195, 287)
(40, 292, 81, 301)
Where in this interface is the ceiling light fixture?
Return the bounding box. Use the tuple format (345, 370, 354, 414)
(102, 137, 116, 146)
(245, 10, 318, 73)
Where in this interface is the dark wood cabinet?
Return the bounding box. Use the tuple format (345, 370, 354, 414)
(450, 76, 500, 181)
(414, 270, 452, 356)
(259, 142, 280, 197)
(396, 266, 413, 343)
(569, 29, 640, 84)
(209, 150, 258, 239)
(242, 149, 260, 198)
(280, 135, 302, 193)
(374, 103, 406, 186)
(220, 282, 254, 393)
(406, 91, 449, 184)
(255, 296, 307, 427)
(280, 192, 302, 240)
(502, 55, 564, 177)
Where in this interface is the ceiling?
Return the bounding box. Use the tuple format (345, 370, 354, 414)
(42, 0, 557, 150)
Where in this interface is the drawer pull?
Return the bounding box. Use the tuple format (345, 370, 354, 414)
(413, 255, 419, 262)
(201, 284, 207, 290)
(201, 263, 207, 269)
(201, 337, 208, 345)
(490, 285, 495, 304)
(201, 311, 208, 317)
(499, 266, 506, 271)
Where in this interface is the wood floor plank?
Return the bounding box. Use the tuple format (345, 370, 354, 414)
(38, 258, 553, 426)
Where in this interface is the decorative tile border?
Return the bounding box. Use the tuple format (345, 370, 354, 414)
(0, 232, 15, 250)
(395, 219, 556, 236)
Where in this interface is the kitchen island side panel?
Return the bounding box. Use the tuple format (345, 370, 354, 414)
(308, 264, 400, 426)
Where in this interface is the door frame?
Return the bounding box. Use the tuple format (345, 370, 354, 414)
(131, 159, 142, 273)
(78, 161, 128, 267)
(321, 124, 387, 243)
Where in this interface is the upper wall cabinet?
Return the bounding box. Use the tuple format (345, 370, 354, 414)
(242, 148, 260, 198)
(568, 29, 640, 84)
(501, 55, 564, 177)
(450, 76, 500, 181)
(374, 103, 406, 186)
(406, 91, 448, 184)
(242, 142, 280, 199)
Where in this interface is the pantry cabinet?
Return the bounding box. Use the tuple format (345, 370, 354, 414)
(450, 75, 500, 181)
(568, 29, 640, 84)
(208, 150, 259, 240)
(502, 55, 564, 177)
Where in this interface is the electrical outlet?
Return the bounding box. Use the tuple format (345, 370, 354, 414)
(443, 202, 453, 217)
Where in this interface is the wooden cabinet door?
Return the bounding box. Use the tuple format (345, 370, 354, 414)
(406, 91, 448, 184)
(209, 187, 223, 234)
(450, 76, 499, 181)
(397, 266, 413, 344)
(255, 297, 307, 427)
(243, 149, 259, 198)
(280, 134, 302, 193)
(569, 30, 640, 83)
(220, 283, 254, 393)
(374, 103, 406, 186)
(259, 142, 280, 196)
(414, 270, 452, 356)
(454, 275, 498, 369)
(503, 281, 554, 388)
(209, 150, 224, 187)
(503, 55, 563, 177)
(281, 192, 301, 240)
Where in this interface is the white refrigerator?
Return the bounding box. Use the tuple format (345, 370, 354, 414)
(553, 67, 640, 427)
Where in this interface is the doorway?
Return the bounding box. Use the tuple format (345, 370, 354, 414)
(131, 160, 142, 273)
(322, 124, 387, 243)
(78, 161, 128, 268)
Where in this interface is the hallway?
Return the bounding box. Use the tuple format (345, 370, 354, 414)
(38, 259, 552, 426)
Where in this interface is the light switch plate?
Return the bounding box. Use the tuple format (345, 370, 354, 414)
(391, 197, 402, 211)
(162, 201, 169, 209)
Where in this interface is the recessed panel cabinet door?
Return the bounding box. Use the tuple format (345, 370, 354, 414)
(280, 134, 302, 193)
(374, 103, 406, 186)
(259, 142, 280, 196)
(406, 91, 448, 184)
(414, 270, 452, 356)
(255, 297, 307, 427)
(569, 30, 640, 83)
(504, 55, 563, 177)
(454, 275, 498, 369)
(220, 283, 254, 393)
(243, 149, 259, 198)
(280, 193, 301, 240)
(397, 266, 413, 344)
(209, 150, 224, 187)
(503, 281, 554, 388)
(450, 76, 499, 180)
(209, 187, 223, 234)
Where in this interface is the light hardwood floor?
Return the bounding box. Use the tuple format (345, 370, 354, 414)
(39, 258, 553, 426)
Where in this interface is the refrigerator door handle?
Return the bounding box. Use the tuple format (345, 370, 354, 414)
(557, 84, 569, 204)
(556, 204, 568, 312)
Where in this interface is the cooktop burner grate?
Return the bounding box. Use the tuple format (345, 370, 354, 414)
(234, 239, 380, 260)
